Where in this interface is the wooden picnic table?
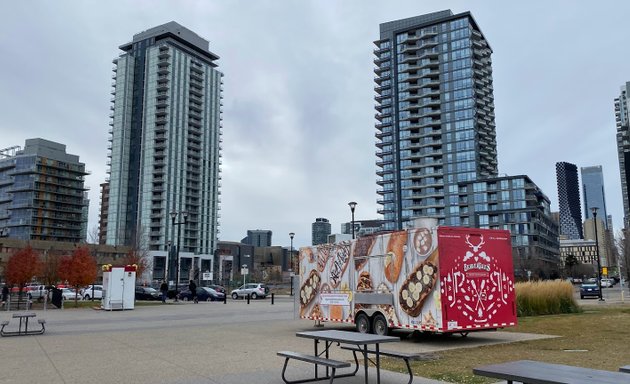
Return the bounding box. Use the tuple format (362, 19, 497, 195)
(473, 359, 630, 384)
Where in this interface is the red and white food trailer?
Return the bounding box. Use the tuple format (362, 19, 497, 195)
(297, 218, 517, 335)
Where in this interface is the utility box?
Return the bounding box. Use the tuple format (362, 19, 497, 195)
(102, 265, 137, 310)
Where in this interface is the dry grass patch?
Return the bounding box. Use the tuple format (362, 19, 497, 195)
(381, 305, 630, 383)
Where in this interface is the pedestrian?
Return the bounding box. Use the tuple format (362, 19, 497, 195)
(1, 284, 8, 307)
(160, 280, 168, 303)
(188, 280, 197, 303)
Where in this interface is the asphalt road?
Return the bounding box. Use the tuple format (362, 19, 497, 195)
(573, 284, 630, 304)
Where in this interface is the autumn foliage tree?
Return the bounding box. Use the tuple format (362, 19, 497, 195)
(5, 246, 42, 295)
(121, 249, 148, 281)
(58, 246, 97, 306)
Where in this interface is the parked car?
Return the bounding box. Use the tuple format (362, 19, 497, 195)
(178, 286, 225, 302)
(207, 284, 226, 294)
(580, 283, 601, 299)
(80, 285, 104, 300)
(231, 283, 269, 300)
(600, 278, 615, 288)
(135, 286, 161, 301)
(26, 285, 47, 301)
(200, 287, 225, 301)
(60, 288, 82, 301)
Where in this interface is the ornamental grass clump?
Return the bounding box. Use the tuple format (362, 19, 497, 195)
(515, 280, 580, 317)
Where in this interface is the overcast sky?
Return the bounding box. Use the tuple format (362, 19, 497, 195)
(1, 1, 628, 249)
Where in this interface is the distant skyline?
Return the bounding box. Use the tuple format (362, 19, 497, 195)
(1, 1, 629, 248)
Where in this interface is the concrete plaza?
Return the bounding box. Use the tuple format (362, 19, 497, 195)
(0, 296, 550, 384)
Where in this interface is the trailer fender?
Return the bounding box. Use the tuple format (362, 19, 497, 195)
(360, 308, 382, 318)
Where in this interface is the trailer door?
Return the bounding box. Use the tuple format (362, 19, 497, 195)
(439, 228, 516, 331)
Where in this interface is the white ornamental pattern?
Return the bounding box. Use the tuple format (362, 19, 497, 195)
(441, 235, 514, 323)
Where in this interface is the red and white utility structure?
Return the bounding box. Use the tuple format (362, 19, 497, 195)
(101, 265, 137, 310)
(297, 218, 517, 335)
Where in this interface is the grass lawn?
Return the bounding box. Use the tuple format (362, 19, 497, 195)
(382, 304, 630, 383)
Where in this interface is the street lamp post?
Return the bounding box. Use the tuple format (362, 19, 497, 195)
(170, 210, 188, 302)
(166, 240, 171, 283)
(591, 207, 604, 301)
(348, 201, 357, 239)
(289, 232, 295, 296)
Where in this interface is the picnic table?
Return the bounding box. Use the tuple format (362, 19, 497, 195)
(0, 312, 46, 337)
(473, 359, 630, 384)
(278, 329, 399, 384)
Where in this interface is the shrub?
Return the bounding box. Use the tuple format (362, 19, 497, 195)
(515, 280, 581, 317)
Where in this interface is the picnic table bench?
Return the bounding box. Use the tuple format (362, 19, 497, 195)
(339, 344, 427, 384)
(0, 312, 46, 337)
(278, 351, 351, 384)
(473, 359, 630, 384)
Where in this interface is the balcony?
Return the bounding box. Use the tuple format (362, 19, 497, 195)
(190, 71, 203, 81)
(189, 103, 202, 113)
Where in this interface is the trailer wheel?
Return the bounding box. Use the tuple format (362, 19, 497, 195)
(355, 313, 370, 334)
(372, 313, 389, 336)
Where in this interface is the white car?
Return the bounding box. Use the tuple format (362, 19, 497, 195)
(80, 285, 103, 300)
(60, 288, 82, 301)
(600, 278, 615, 288)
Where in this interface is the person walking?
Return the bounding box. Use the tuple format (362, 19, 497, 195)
(1, 284, 9, 307)
(159, 281, 168, 303)
(188, 280, 197, 303)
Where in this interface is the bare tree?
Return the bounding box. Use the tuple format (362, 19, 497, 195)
(41, 249, 62, 287)
(616, 229, 630, 284)
(121, 224, 150, 283)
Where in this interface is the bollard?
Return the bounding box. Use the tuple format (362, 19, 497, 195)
(271, 293, 274, 305)
(246, 293, 250, 304)
(223, 293, 227, 304)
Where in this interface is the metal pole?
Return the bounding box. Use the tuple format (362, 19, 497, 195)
(592, 208, 604, 301)
(289, 232, 295, 296)
(175, 220, 181, 302)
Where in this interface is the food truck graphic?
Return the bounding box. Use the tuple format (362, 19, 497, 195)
(297, 219, 517, 335)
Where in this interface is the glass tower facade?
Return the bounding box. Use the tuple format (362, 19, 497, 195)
(615, 82, 630, 228)
(457, 175, 559, 278)
(106, 22, 223, 254)
(555, 162, 583, 239)
(580, 165, 608, 227)
(0, 139, 89, 242)
(312, 218, 331, 245)
(374, 10, 497, 231)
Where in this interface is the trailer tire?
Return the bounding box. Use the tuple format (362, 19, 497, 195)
(355, 313, 370, 334)
(372, 313, 389, 336)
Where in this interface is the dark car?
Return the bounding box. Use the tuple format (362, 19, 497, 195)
(178, 287, 225, 302)
(207, 284, 226, 294)
(135, 286, 161, 301)
(580, 283, 600, 299)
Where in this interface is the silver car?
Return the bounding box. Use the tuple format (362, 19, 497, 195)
(80, 285, 103, 300)
(231, 283, 268, 300)
(60, 288, 82, 301)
